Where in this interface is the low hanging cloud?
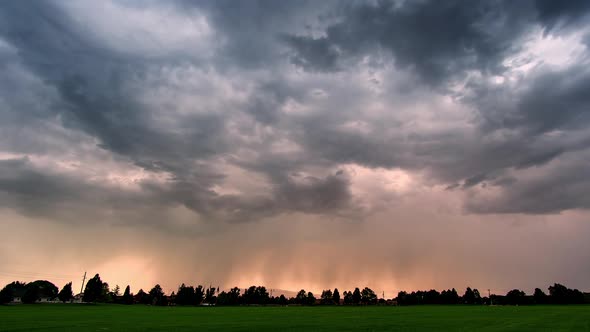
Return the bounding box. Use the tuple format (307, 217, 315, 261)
(1, 0, 590, 293)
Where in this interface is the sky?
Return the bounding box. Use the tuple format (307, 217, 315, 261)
(1, 0, 590, 298)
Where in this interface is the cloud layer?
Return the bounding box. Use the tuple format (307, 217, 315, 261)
(1, 0, 590, 294)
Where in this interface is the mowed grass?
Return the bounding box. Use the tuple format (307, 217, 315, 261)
(1, 304, 589, 331)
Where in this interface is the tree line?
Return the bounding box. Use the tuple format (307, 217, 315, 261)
(395, 285, 587, 305)
(1, 274, 588, 306)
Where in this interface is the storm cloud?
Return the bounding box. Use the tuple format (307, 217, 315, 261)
(1, 0, 590, 294)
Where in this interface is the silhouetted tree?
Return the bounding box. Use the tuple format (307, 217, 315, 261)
(1, 282, 26, 304)
(473, 289, 481, 304)
(320, 289, 333, 304)
(505, 289, 526, 305)
(217, 291, 229, 305)
(204, 287, 217, 304)
(223, 287, 241, 305)
(259, 286, 270, 304)
(307, 292, 316, 305)
(243, 286, 270, 305)
(194, 285, 205, 305)
(175, 284, 195, 305)
(136, 289, 150, 304)
(29, 280, 58, 300)
(83, 274, 103, 303)
(278, 294, 288, 305)
(122, 285, 133, 305)
(533, 288, 548, 304)
(217, 287, 241, 306)
(570, 289, 584, 304)
(352, 287, 361, 304)
(548, 283, 584, 304)
(168, 291, 176, 304)
(397, 291, 411, 305)
(549, 283, 568, 304)
(397, 288, 476, 306)
(258, 286, 270, 304)
(332, 288, 341, 304)
(113, 285, 121, 296)
(101, 282, 112, 303)
(22, 284, 40, 304)
(296, 289, 307, 305)
(440, 288, 460, 304)
(0, 284, 13, 304)
(361, 287, 377, 305)
(58, 282, 73, 303)
(343, 291, 353, 304)
(463, 287, 481, 304)
(229, 287, 241, 305)
(424, 290, 441, 304)
(149, 284, 166, 306)
(110, 285, 120, 302)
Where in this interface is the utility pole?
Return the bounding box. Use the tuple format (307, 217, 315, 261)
(80, 271, 87, 295)
(488, 289, 492, 305)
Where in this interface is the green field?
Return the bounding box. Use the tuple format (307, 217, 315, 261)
(1, 304, 589, 331)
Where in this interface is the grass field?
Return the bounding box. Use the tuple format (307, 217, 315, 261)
(1, 304, 589, 331)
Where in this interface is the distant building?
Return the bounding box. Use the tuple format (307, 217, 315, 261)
(73, 293, 84, 303)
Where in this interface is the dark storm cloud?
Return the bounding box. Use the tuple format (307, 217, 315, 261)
(0, 1, 357, 224)
(271, 0, 590, 214)
(183, 0, 334, 69)
(243, 79, 305, 125)
(465, 151, 590, 214)
(275, 171, 354, 214)
(535, 0, 590, 31)
(474, 65, 590, 135)
(0, 1, 235, 223)
(200, 170, 354, 222)
(0, 1, 228, 171)
(447, 61, 590, 183)
(282, 35, 341, 72)
(455, 61, 590, 212)
(281, 0, 590, 84)
(0, 0, 590, 221)
(119, 2, 590, 216)
(282, 0, 534, 84)
(0, 154, 355, 227)
(0, 157, 141, 220)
